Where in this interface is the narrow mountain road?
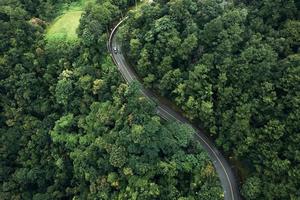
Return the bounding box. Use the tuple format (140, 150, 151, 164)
(108, 17, 240, 200)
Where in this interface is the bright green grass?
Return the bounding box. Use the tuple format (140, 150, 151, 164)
(46, 0, 96, 42)
(46, 11, 83, 42)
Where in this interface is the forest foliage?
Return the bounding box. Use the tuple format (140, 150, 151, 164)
(0, 0, 223, 199)
(120, 0, 300, 199)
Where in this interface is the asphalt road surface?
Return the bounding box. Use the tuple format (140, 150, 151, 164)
(108, 17, 240, 200)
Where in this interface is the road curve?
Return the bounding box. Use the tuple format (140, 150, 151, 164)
(108, 17, 240, 200)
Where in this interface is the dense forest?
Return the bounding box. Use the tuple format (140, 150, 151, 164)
(121, 0, 300, 199)
(0, 0, 223, 199)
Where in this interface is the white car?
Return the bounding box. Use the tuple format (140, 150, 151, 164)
(113, 47, 118, 53)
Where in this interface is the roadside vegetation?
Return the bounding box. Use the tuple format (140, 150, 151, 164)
(0, 0, 222, 199)
(121, 0, 300, 199)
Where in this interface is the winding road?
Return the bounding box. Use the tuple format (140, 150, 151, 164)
(108, 17, 240, 200)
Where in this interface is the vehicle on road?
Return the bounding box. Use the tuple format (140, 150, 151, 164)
(113, 47, 118, 53)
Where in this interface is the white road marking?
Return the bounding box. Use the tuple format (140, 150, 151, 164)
(158, 106, 177, 121)
(194, 133, 234, 200)
(121, 59, 134, 81)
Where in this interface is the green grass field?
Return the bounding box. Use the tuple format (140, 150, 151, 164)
(46, 11, 83, 41)
(46, 0, 96, 42)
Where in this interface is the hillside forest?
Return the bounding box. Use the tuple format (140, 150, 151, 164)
(0, 0, 224, 200)
(1, 0, 300, 199)
(121, 0, 300, 199)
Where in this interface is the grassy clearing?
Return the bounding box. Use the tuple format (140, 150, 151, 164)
(46, 0, 96, 42)
(59, 0, 95, 12)
(46, 11, 83, 41)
